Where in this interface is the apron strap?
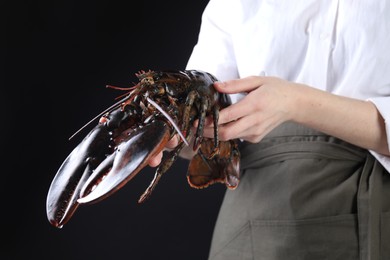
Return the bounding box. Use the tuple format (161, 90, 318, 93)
(357, 155, 383, 260)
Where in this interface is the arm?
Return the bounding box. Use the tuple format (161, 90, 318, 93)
(202, 76, 389, 156)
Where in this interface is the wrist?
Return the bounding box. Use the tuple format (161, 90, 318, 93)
(285, 83, 312, 124)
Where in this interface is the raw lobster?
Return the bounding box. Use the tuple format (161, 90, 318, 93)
(46, 70, 241, 228)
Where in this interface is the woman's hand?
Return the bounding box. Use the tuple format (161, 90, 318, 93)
(202, 76, 298, 143)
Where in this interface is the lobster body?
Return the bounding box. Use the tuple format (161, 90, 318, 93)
(46, 70, 240, 228)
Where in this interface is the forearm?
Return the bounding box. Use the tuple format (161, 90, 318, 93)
(292, 84, 389, 156)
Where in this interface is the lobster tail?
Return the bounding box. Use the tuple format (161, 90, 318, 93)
(187, 138, 240, 190)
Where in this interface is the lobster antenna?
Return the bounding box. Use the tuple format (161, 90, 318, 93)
(146, 97, 189, 146)
(68, 95, 130, 140)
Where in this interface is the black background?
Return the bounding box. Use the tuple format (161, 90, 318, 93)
(3, 1, 229, 259)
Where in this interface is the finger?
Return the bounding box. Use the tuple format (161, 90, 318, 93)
(213, 76, 267, 94)
(166, 134, 180, 149)
(201, 115, 248, 140)
(218, 115, 257, 140)
(217, 112, 273, 141)
(199, 97, 255, 137)
(229, 116, 281, 142)
(148, 151, 163, 167)
(201, 125, 215, 138)
(217, 96, 255, 125)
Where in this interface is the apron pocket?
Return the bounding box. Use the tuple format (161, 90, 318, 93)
(250, 214, 359, 260)
(209, 222, 253, 260)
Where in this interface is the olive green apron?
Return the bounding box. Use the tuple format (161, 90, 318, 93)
(208, 122, 390, 260)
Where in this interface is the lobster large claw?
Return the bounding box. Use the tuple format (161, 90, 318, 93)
(46, 93, 171, 227)
(47, 119, 171, 228)
(77, 119, 171, 205)
(46, 124, 112, 228)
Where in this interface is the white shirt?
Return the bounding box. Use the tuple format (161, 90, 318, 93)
(186, 0, 390, 172)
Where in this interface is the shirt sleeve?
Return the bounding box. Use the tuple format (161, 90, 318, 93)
(185, 0, 239, 81)
(368, 96, 390, 152)
(367, 96, 390, 172)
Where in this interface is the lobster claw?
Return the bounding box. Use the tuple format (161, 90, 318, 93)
(46, 124, 112, 228)
(77, 119, 171, 205)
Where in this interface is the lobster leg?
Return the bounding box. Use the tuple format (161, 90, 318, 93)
(138, 140, 186, 203)
(209, 103, 220, 158)
(194, 96, 208, 150)
(137, 127, 193, 203)
(77, 119, 171, 204)
(181, 90, 198, 149)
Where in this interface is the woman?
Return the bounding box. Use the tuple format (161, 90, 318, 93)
(151, 0, 390, 259)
